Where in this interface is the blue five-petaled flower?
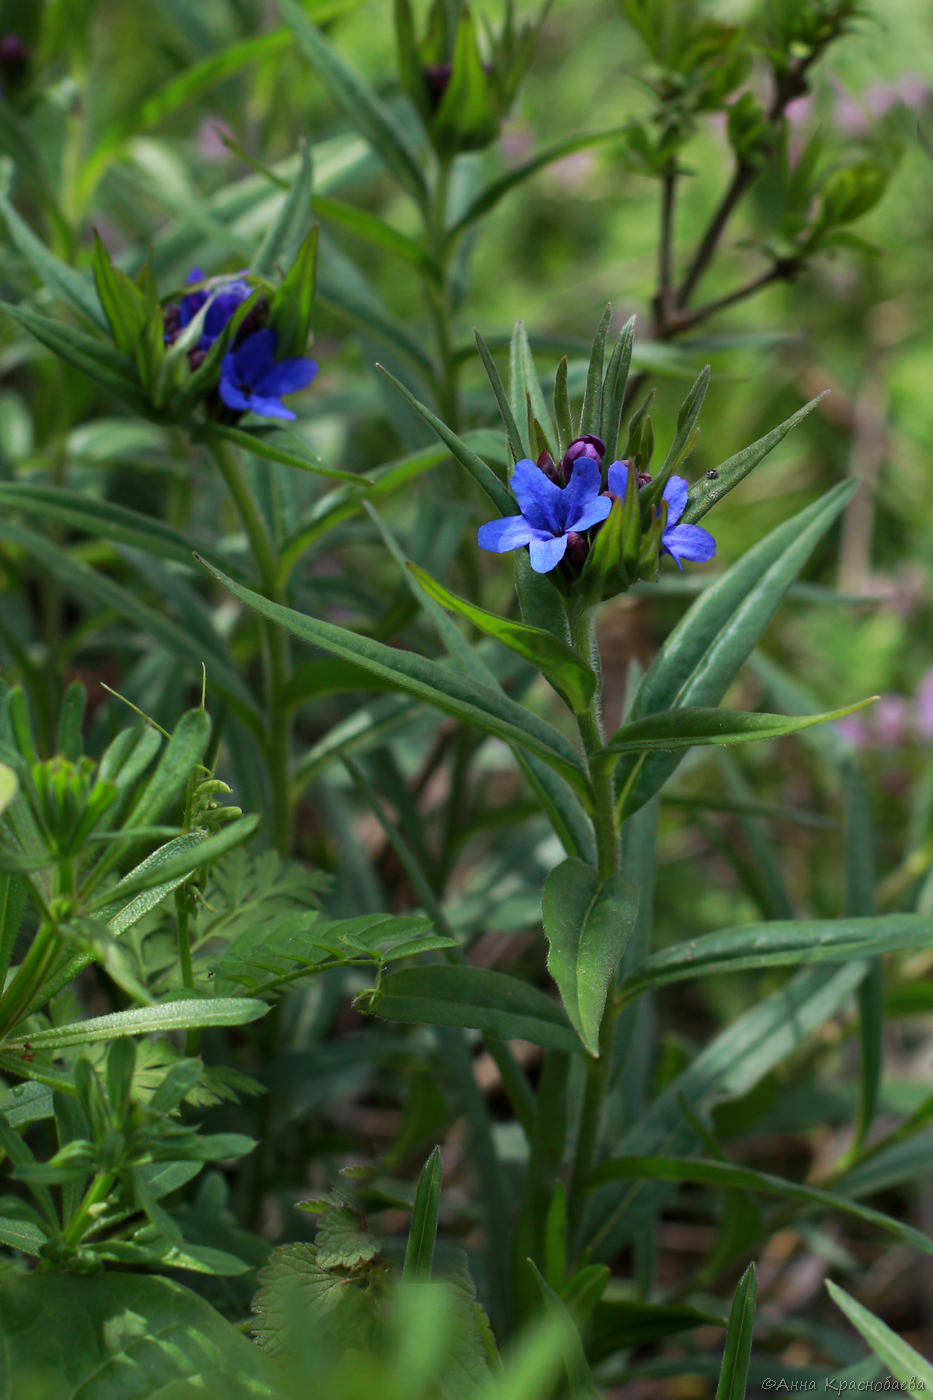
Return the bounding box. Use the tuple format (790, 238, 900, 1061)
(477, 457, 612, 574)
(219, 328, 319, 421)
(606, 462, 716, 569)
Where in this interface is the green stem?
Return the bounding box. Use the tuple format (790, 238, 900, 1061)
(209, 440, 292, 856)
(565, 600, 621, 1250)
(0, 921, 63, 1041)
(425, 155, 461, 431)
(62, 1171, 115, 1248)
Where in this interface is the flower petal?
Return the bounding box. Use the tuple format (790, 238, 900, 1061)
(234, 328, 279, 380)
(240, 394, 296, 421)
(662, 522, 717, 567)
(561, 458, 604, 527)
(528, 533, 569, 573)
(477, 515, 536, 553)
(662, 475, 689, 525)
(219, 376, 253, 413)
(510, 458, 564, 534)
(606, 460, 630, 497)
(569, 493, 612, 533)
(256, 356, 319, 397)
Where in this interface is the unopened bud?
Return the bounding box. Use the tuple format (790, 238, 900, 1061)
(536, 448, 561, 484)
(0, 34, 30, 87)
(562, 434, 605, 474)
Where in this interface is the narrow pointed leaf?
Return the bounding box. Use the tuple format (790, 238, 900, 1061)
(543, 858, 638, 1055)
(377, 364, 514, 513)
(1, 304, 151, 415)
(682, 393, 828, 525)
(6, 998, 268, 1051)
(403, 1146, 442, 1280)
(0, 191, 107, 331)
(715, 1265, 757, 1400)
(408, 564, 596, 714)
(826, 1281, 933, 1387)
(615, 480, 859, 820)
(579, 304, 611, 438)
(618, 913, 933, 1006)
(254, 140, 313, 276)
(601, 315, 636, 457)
(200, 560, 590, 796)
(279, 0, 428, 205)
(475, 329, 525, 463)
(603, 699, 874, 760)
(355, 966, 581, 1051)
(593, 1157, 933, 1256)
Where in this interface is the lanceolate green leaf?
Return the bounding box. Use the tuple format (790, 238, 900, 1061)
(682, 393, 828, 525)
(195, 423, 363, 484)
(0, 191, 107, 332)
(0, 304, 152, 415)
(355, 965, 581, 1052)
(602, 700, 874, 761)
(543, 859, 638, 1055)
(826, 1281, 933, 1387)
(4, 998, 268, 1051)
(615, 480, 858, 820)
(592, 1156, 933, 1257)
(377, 364, 514, 513)
(201, 561, 590, 796)
(279, 0, 428, 206)
(254, 140, 313, 276)
(715, 1265, 757, 1400)
(618, 913, 933, 1006)
(408, 564, 597, 715)
(403, 1146, 442, 1281)
(585, 962, 867, 1256)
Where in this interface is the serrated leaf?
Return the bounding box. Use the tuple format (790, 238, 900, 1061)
(315, 1207, 381, 1268)
(543, 859, 638, 1055)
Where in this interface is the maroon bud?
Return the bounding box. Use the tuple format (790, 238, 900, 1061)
(187, 348, 207, 371)
(162, 303, 182, 345)
(233, 299, 270, 345)
(561, 434, 605, 475)
(564, 531, 590, 571)
(423, 63, 454, 112)
(637, 471, 652, 488)
(0, 34, 30, 86)
(536, 448, 562, 485)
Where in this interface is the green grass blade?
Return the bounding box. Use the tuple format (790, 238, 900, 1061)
(403, 1146, 442, 1281)
(715, 1264, 757, 1400)
(826, 1281, 933, 1387)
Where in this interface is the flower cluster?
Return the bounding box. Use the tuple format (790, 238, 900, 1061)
(164, 268, 318, 421)
(478, 436, 716, 580)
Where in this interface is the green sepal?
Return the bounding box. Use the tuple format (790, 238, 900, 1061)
(270, 223, 319, 358)
(576, 495, 627, 604)
(90, 232, 149, 363)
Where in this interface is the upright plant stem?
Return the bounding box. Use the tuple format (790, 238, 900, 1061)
(566, 601, 621, 1247)
(425, 155, 462, 431)
(209, 439, 292, 857)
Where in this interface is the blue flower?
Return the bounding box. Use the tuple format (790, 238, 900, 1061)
(606, 462, 716, 569)
(219, 328, 318, 421)
(477, 457, 612, 573)
(179, 267, 253, 350)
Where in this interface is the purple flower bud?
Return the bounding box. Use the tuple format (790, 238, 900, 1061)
(536, 448, 562, 485)
(561, 435, 605, 475)
(0, 34, 30, 86)
(423, 64, 454, 113)
(564, 531, 590, 571)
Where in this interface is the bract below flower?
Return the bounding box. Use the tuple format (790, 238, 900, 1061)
(179, 267, 253, 350)
(219, 328, 318, 421)
(606, 463, 716, 569)
(478, 458, 611, 573)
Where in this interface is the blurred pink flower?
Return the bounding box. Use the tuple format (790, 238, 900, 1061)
(915, 669, 933, 743)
